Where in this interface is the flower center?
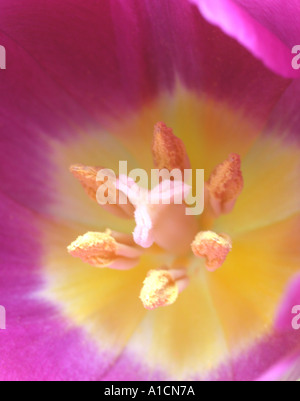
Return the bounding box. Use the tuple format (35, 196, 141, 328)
(67, 122, 244, 310)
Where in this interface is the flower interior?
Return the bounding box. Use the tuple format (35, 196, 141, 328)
(42, 86, 300, 379)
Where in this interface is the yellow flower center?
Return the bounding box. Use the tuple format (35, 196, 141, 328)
(43, 87, 300, 379)
(67, 122, 243, 310)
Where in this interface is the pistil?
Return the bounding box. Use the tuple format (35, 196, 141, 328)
(117, 175, 198, 253)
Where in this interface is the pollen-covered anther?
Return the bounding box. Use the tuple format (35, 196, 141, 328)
(70, 164, 103, 201)
(207, 153, 244, 216)
(70, 164, 134, 219)
(140, 268, 189, 310)
(67, 231, 142, 270)
(152, 122, 190, 173)
(192, 231, 232, 272)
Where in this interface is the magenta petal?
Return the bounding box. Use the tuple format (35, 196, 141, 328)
(256, 352, 300, 381)
(0, 0, 290, 138)
(265, 79, 300, 143)
(0, 193, 106, 381)
(190, 0, 300, 78)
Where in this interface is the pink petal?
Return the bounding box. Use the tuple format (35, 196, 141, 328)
(256, 352, 300, 381)
(190, 0, 300, 78)
(275, 274, 300, 332)
(265, 79, 300, 144)
(0, 193, 105, 381)
(0, 0, 291, 155)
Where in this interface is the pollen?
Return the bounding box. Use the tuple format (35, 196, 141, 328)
(207, 153, 244, 215)
(191, 231, 232, 272)
(152, 122, 190, 173)
(140, 269, 179, 310)
(67, 231, 118, 268)
(70, 164, 103, 201)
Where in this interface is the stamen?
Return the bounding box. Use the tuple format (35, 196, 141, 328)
(207, 153, 244, 216)
(70, 164, 102, 201)
(70, 164, 134, 219)
(191, 231, 232, 272)
(67, 231, 141, 270)
(152, 122, 190, 173)
(140, 268, 189, 310)
(109, 230, 136, 246)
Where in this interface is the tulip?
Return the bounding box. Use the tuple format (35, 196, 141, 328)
(0, 0, 299, 381)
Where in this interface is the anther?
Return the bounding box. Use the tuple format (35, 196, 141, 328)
(191, 231, 232, 272)
(70, 164, 134, 219)
(67, 231, 141, 270)
(207, 153, 244, 216)
(140, 268, 189, 310)
(152, 122, 190, 173)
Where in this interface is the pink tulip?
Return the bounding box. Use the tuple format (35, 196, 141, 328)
(0, 0, 299, 381)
